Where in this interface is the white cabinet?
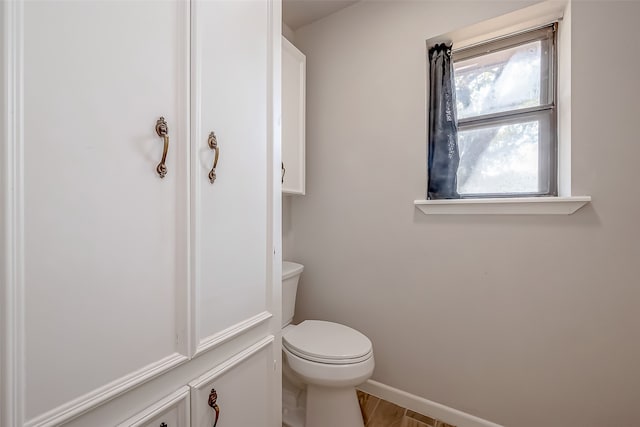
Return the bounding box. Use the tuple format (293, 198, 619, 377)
(1, 1, 281, 426)
(19, 2, 190, 423)
(189, 338, 275, 427)
(282, 37, 306, 195)
(191, 0, 270, 356)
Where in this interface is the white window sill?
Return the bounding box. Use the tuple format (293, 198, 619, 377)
(414, 196, 591, 215)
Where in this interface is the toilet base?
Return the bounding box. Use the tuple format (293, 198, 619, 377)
(282, 374, 305, 427)
(305, 385, 364, 427)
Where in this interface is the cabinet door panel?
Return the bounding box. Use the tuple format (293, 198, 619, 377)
(189, 338, 274, 427)
(193, 0, 269, 350)
(23, 1, 188, 421)
(282, 37, 306, 195)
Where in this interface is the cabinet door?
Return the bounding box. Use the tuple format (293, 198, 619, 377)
(282, 37, 306, 195)
(20, 1, 189, 424)
(191, 0, 271, 355)
(189, 337, 275, 427)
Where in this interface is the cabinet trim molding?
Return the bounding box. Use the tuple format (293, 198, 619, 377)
(194, 311, 273, 358)
(189, 335, 275, 389)
(115, 386, 190, 427)
(24, 353, 189, 427)
(2, 1, 25, 426)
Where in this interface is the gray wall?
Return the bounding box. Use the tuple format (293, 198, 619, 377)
(287, 1, 640, 426)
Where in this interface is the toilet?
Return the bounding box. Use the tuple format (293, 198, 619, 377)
(282, 261, 374, 427)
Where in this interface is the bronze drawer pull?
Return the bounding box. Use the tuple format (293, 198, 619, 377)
(281, 162, 285, 184)
(208, 132, 220, 184)
(155, 117, 169, 178)
(208, 388, 220, 427)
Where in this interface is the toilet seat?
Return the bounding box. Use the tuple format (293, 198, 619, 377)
(283, 320, 373, 365)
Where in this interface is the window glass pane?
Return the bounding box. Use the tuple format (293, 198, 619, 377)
(457, 121, 540, 195)
(454, 40, 546, 119)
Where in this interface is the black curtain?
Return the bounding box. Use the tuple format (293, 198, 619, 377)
(427, 43, 460, 199)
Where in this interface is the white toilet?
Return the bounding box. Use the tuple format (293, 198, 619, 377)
(282, 261, 374, 427)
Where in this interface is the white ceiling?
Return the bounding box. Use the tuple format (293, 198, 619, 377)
(283, 0, 359, 30)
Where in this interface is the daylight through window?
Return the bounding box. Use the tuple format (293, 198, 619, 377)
(453, 24, 557, 197)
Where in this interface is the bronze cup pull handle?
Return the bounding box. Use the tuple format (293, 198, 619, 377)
(281, 162, 285, 184)
(208, 132, 220, 184)
(155, 117, 169, 178)
(208, 388, 220, 427)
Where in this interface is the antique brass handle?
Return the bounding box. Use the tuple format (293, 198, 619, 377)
(155, 117, 169, 178)
(208, 132, 220, 184)
(208, 388, 220, 427)
(281, 162, 285, 184)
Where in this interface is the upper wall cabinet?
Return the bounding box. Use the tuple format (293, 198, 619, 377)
(282, 37, 306, 195)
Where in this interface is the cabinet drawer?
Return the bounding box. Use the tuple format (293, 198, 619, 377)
(117, 386, 190, 427)
(189, 337, 274, 427)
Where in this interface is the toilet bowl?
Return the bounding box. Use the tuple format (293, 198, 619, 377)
(282, 262, 374, 427)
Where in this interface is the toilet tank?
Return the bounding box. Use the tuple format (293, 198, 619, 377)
(282, 262, 304, 327)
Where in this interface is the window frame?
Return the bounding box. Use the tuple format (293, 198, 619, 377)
(452, 23, 559, 198)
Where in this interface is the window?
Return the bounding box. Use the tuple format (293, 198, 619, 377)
(452, 24, 557, 197)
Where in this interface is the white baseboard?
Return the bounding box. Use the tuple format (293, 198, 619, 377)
(357, 380, 504, 427)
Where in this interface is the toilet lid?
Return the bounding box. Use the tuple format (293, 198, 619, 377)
(283, 320, 372, 364)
